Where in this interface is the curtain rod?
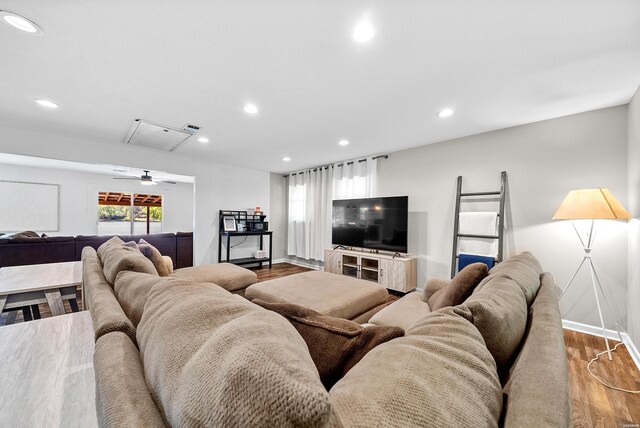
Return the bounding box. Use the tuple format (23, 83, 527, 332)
(284, 154, 389, 177)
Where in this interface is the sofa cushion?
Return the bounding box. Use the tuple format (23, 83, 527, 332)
(137, 281, 330, 427)
(329, 306, 502, 427)
(82, 246, 137, 344)
(170, 262, 257, 292)
(98, 237, 158, 285)
(176, 232, 193, 269)
(138, 238, 171, 277)
(428, 262, 488, 310)
(114, 271, 164, 327)
(368, 292, 431, 330)
(501, 273, 571, 427)
(94, 332, 167, 427)
(476, 252, 543, 306)
(253, 299, 404, 389)
(463, 276, 528, 372)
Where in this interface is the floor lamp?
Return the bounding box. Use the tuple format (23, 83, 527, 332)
(553, 188, 631, 360)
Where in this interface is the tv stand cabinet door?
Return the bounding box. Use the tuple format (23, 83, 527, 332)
(324, 250, 341, 274)
(380, 258, 410, 292)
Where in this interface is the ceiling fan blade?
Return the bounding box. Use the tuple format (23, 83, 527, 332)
(113, 177, 139, 180)
(156, 179, 177, 184)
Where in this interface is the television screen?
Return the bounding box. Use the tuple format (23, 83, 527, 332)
(332, 196, 408, 253)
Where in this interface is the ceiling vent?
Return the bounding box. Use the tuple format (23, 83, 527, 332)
(124, 119, 197, 151)
(183, 124, 200, 134)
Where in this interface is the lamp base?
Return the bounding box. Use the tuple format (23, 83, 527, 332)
(559, 220, 623, 361)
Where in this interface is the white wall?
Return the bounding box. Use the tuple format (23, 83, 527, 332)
(0, 123, 270, 265)
(378, 105, 629, 329)
(628, 87, 640, 347)
(269, 173, 287, 260)
(0, 163, 193, 236)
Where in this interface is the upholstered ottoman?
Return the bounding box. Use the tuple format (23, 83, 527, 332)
(244, 271, 388, 323)
(170, 262, 257, 295)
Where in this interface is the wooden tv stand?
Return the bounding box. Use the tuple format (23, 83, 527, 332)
(324, 248, 417, 293)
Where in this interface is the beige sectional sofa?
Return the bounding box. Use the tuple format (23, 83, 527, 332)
(83, 240, 571, 428)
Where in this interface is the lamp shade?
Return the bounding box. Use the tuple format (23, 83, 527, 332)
(552, 188, 631, 220)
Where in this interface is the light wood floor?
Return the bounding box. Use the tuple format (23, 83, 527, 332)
(564, 329, 640, 426)
(2, 262, 639, 425)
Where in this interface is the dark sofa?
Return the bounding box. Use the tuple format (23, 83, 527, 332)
(0, 232, 193, 269)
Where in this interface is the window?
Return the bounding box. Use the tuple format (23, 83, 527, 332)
(98, 192, 162, 235)
(287, 157, 378, 261)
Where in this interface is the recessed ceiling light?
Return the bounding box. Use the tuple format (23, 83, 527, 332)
(197, 136, 209, 143)
(244, 103, 259, 115)
(0, 11, 43, 35)
(437, 108, 454, 118)
(338, 139, 350, 146)
(353, 20, 375, 43)
(282, 156, 291, 162)
(34, 99, 59, 109)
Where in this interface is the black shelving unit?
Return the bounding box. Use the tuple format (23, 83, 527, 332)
(218, 210, 273, 268)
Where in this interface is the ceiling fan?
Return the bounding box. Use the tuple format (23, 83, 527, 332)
(113, 170, 176, 186)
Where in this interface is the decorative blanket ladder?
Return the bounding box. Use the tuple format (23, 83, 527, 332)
(450, 171, 507, 278)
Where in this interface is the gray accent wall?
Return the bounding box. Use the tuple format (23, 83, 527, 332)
(378, 105, 629, 329)
(628, 87, 640, 348)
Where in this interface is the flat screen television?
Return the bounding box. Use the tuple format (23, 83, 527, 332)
(332, 196, 408, 253)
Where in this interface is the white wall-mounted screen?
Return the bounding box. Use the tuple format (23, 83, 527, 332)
(0, 180, 59, 232)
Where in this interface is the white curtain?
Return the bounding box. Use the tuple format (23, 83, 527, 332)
(332, 157, 378, 200)
(287, 167, 333, 261)
(287, 157, 378, 261)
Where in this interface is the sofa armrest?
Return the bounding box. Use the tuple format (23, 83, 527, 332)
(422, 278, 450, 303)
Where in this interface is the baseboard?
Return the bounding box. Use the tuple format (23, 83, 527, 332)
(562, 319, 640, 371)
(264, 259, 322, 270)
(562, 319, 623, 341)
(623, 333, 640, 372)
(280, 258, 322, 270)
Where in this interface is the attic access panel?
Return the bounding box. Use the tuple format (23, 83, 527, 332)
(124, 120, 192, 151)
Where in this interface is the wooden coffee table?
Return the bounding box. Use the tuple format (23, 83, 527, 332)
(0, 311, 97, 427)
(0, 261, 82, 324)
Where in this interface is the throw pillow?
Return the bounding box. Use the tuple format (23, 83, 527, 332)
(253, 299, 405, 390)
(9, 230, 42, 242)
(122, 240, 138, 250)
(138, 238, 171, 277)
(15, 230, 39, 238)
(114, 271, 165, 327)
(329, 306, 502, 427)
(422, 277, 450, 302)
(98, 238, 158, 285)
(475, 251, 543, 306)
(428, 262, 488, 311)
(463, 276, 528, 372)
(97, 236, 125, 261)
